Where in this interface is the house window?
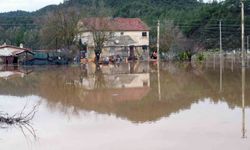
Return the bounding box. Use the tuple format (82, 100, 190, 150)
(142, 32, 147, 37)
(121, 32, 124, 35)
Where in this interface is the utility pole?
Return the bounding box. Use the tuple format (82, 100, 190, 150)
(219, 20, 223, 93)
(241, 1, 247, 138)
(220, 52, 223, 93)
(219, 20, 222, 55)
(157, 20, 161, 101)
(247, 35, 249, 67)
(241, 0, 245, 67)
(157, 20, 160, 62)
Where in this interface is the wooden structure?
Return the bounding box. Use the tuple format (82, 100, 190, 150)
(0, 44, 33, 64)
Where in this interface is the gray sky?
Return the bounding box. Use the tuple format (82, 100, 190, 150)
(0, 0, 63, 12)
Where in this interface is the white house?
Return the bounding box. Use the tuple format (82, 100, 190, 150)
(78, 18, 150, 61)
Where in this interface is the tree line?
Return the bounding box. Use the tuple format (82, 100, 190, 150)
(0, 0, 249, 54)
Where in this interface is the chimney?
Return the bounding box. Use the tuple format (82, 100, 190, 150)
(20, 43, 24, 48)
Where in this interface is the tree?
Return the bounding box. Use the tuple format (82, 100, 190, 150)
(160, 20, 176, 52)
(40, 7, 81, 50)
(1, 0, 249, 51)
(159, 20, 187, 53)
(92, 19, 113, 62)
(81, 0, 113, 63)
(158, 20, 204, 61)
(23, 29, 40, 50)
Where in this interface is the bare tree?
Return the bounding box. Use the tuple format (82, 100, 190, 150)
(160, 20, 175, 52)
(40, 7, 81, 50)
(89, 18, 113, 62)
(80, 0, 113, 63)
(160, 20, 188, 53)
(159, 20, 203, 61)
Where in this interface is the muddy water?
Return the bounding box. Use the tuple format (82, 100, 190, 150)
(0, 59, 249, 150)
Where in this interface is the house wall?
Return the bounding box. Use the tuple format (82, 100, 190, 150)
(85, 47, 128, 61)
(113, 31, 149, 46)
(80, 31, 149, 47)
(0, 57, 3, 64)
(85, 46, 149, 61)
(80, 31, 149, 61)
(0, 56, 14, 64)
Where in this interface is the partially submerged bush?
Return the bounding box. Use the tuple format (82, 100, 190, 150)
(197, 53, 205, 61)
(178, 51, 192, 61)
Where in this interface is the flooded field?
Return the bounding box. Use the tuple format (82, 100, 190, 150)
(0, 57, 250, 150)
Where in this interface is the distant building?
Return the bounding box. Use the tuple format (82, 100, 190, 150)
(78, 18, 150, 61)
(0, 43, 33, 64)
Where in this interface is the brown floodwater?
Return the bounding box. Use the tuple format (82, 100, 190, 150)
(0, 57, 250, 150)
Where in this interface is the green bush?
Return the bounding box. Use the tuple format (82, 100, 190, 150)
(179, 52, 188, 61)
(197, 53, 205, 61)
(178, 51, 192, 61)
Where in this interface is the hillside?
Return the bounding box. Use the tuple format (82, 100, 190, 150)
(0, 0, 249, 51)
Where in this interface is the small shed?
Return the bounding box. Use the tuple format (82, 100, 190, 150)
(0, 44, 33, 64)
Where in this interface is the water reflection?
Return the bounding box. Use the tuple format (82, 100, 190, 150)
(242, 66, 246, 138)
(220, 53, 224, 92)
(0, 65, 32, 79)
(0, 61, 248, 122)
(207, 54, 248, 138)
(157, 60, 162, 101)
(0, 60, 250, 149)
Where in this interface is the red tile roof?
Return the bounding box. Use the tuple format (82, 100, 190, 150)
(80, 18, 150, 31)
(113, 18, 150, 31)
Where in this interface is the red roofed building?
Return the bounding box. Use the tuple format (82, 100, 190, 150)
(78, 18, 150, 61)
(80, 18, 149, 31)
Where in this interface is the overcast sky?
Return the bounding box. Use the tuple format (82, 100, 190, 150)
(0, 0, 63, 12)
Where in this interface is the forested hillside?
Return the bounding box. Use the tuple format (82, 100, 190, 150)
(0, 0, 249, 52)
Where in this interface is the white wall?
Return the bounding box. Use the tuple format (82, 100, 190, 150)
(80, 32, 94, 47)
(113, 31, 149, 46)
(80, 31, 149, 47)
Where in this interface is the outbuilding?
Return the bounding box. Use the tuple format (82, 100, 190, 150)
(0, 43, 33, 64)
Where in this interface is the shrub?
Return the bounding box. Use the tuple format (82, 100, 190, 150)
(179, 52, 187, 61)
(197, 53, 205, 61)
(178, 51, 192, 61)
